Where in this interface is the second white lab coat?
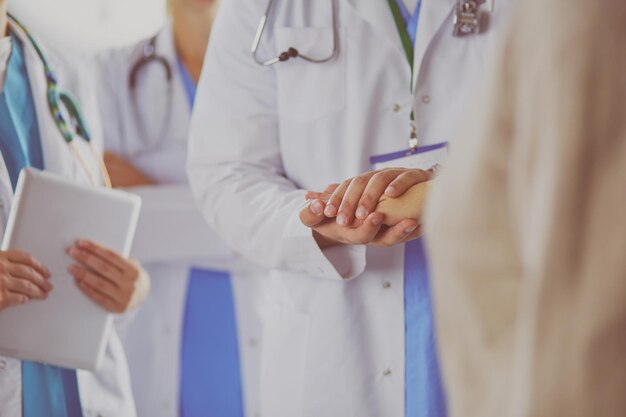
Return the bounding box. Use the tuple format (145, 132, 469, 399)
(187, 1, 516, 416)
(95, 24, 262, 417)
(0, 20, 136, 417)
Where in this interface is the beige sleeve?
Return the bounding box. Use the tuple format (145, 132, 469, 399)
(505, 1, 626, 416)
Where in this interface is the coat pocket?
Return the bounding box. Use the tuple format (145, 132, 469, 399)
(274, 27, 346, 124)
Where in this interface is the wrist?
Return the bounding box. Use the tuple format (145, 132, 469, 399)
(313, 230, 342, 250)
(128, 265, 150, 311)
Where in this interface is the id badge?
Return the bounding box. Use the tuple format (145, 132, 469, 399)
(370, 142, 448, 171)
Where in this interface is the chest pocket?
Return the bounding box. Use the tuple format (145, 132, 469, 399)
(274, 27, 346, 124)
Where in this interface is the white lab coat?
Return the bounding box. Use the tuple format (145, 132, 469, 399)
(95, 24, 262, 417)
(0, 21, 136, 417)
(187, 1, 515, 416)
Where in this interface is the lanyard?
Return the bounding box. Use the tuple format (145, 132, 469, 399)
(387, 0, 421, 151)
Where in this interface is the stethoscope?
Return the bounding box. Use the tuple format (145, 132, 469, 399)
(8, 14, 112, 188)
(251, 0, 488, 65)
(251, 0, 339, 65)
(128, 36, 174, 154)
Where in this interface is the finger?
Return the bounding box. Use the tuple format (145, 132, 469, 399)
(5, 251, 51, 278)
(372, 219, 420, 247)
(304, 191, 332, 201)
(73, 240, 130, 273)
(5, 277, 47, 300)
(384, 169, 432, 197)
(75, 277, 122, 313)
(323, 183, 340, 194)
(350, 169, 407, 221)
(336, 175, 373, 226)
(7, 264, 52, 292)
(324, 179, 352, 218)
(341, 212, 385, 245)
(300, 199, 328, 228)
(67, 246, 124, 284)
(1, 292, 29, 309)
(69, 264, 121, 299)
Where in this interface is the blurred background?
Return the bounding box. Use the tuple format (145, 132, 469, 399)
(9, 0, 167, 55)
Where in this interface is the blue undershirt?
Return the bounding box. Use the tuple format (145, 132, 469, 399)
(177, 58, 244, 417)
(0, 34, 83, 417)
(394, 1, 448, 416)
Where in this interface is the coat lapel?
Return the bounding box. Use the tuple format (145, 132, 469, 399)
(344, 0, 406, 58)
(133, 23, 190, 149)
(155, 23, 191, 143)
(344, 0, 457, 92)
(412, 0, 457, 89)
(12, 21, 103, 187)
(11, 22, 78, 180)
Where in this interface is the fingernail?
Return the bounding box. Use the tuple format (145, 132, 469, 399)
(404, 225, 417, 234)
(310, 200, 323, 215)
(385, 185, 396, 195)
(324, 204, 337, 217)
(337, 214, 347, 226)
(371, 215, 382, 226)
(68, 247, 78, 256)
(356, 206, 367, 219)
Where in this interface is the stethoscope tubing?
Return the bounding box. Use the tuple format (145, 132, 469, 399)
(128, 35, 175, 157)
(252, 0, 339, 66)
(7, 14, 112, 188)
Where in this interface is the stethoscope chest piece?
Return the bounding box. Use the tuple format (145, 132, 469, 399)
(453, 0, 489, 36)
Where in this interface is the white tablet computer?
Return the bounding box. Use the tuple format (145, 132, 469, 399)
(0, 168, 141, 371)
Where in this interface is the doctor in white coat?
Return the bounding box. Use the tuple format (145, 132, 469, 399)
(0, 6, 148, 417)
(95, 0, 261, 416)
(188, 0, 516, 416)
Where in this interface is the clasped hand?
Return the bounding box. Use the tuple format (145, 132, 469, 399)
(0, 240, 149, 314)
(299, 168, 432, 248)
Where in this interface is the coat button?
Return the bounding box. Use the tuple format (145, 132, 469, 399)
(383, 369, 392, 376)
(382, 282, 391, 289)
(0, 359, 6, 369)
(421, 95, 431, 104)
(393, 104, 401, 112)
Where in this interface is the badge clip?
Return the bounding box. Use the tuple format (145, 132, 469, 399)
(453, 0, 488, 36)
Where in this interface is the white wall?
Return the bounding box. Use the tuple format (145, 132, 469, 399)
(9, 0, 167, 55)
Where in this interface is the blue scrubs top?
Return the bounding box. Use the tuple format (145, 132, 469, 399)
(393, 1, 448, 416)
(176, 58, 244, 417)
(0, 34, 83, 417)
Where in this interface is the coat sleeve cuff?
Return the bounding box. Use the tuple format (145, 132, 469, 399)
(279, 207, 367, 280)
